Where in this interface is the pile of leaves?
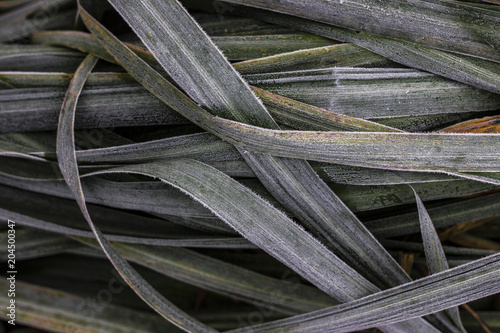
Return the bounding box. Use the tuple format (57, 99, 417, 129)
(1, 0, 500, 332)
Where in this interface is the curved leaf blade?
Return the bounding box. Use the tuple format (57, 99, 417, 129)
(411, 186, 466, 332)
(235, 7, 500, 94)
(225, 252, 500, 333)
(219, 0, 500, 62)
(56, 50, 217, 332)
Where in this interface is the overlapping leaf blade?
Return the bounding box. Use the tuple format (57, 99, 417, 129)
(218, 0, 500, 62)
(76, 237, 337, 315)
(82, 159, 388, 300)
(412, 187, 466, 332)
(227, 5, 500, 94)
(0, 279, 183, 333)
(225, 252, 500, 333)
(55, 51, 217, 332)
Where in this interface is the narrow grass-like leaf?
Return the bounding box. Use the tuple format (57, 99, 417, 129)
(15, 253, 285, 331)
(330, 180, 496, 212)
(208, 119, 500, 173)
(3, 129, 494, 190)
(104, 0, 410, 284)
(32, 29, 170, 74)
(33, 30, 336, 62)
(33, 30, 334, 66)
(0, 0, 50, 30)
(32, 30, 124, 63)
(1, 158, 495, 219)
(251, 86, 403, 132)
(0, 71, 135, 88)
(82, 160, 440, 332)
(76, 132, 240, 164)
(85, 159, 381, 300)
(0, 279, 184, 333)
(381, 239, 497, 258)
(233, 43, 391, 74)
(0, 183, 253, 248)
(77, 238, 337, 314)
(0, 132, 52, 152)
(56, 52, 216, 332)
(367, 192, 500, 238)
(0, 85, 188, 132)
(219, 0, 500, 62)
(207, 160, 467, 185)
(1, 7, 76, 43)
(413, 187, 456, 274)
(234, 7, 500, 94)
(0, 171, 218, 219)
(0, 44, 83, 58)
(104, 0, 277, 129)
(439, 116, 500, 133)
(10, 68, 493, 129)
(0, 47, 85, 72)
(80, 3, 490, 328)
(4, 213, 250, 248)
(376, 112, 500, 132)
(246, 68, 500, 119)
(1, 81, 407, 133)
(32, 34, 498, 176)
(0, 228, 81, 260)
(315, 163, 460, 185)
(411, 187, 466, 332)
(27, 35, 498, 130)
(2, 134, 496, 214)
(211, 34, 337, 60)
(225, 160, 500, 186)
(0, 148, 47, 162)
(6, 3, 497, 330)
(9, 68, 493, 134)
(226, 253, 500, 333)
(199, 17, 295, 36)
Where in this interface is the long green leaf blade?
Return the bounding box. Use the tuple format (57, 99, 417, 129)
(76, 5, 460, 331)
(56, 51, 217, 332)
(367, 191, 500, 238)
(234, 7, 500, 94)
(0, 228, 81, 260)
(233, 43, 391, 74)
(225, 252, 500, 333)
(411, 187, 466, 332)
(77, 238, 337, 315)
(219, 0, 500, 62)
(0, 279, 183, 333)
(107, 0, 277, 129)
(85, 159, 380, 301)
(413, 187, 450, 274)
(0, 85, 188, 133)
(246, 68, 500, 119)
(209, 119, 500, 173)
